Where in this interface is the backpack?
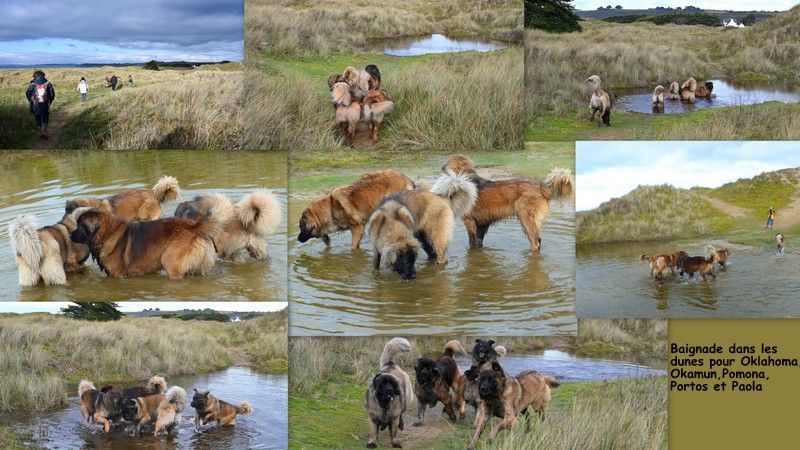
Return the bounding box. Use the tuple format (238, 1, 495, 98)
(33, 82, 50, 104)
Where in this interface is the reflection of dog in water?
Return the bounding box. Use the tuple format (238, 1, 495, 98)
(467, 361, 559, 450)
(440, 155, 573, 252)
(776, 233, 785, 253)
(365, 337, 413, 449)
(190, 389, 253, 429)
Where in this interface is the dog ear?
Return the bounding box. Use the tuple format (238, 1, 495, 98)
(65, 200, 76, 214)
(475, 339, 481, 343)
(488, 340, 495, 346)
(395, 207, 415, 230)
(491, 361, 503, 373)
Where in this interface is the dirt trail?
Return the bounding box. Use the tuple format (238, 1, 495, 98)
(361, 409, 458, 448)
(352, 121, 375, 149)
(31, 101, 82, 150)
(228, 348, 251, 367)
(695, 193, 749, 218)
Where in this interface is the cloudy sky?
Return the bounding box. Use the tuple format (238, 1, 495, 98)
(0, 302, 287, 314)
(575, 0, 794, 11)
(0, 0, 243, 65)
(576, 141, 800, 211)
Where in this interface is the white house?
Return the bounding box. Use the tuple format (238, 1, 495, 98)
(231, 315, 241, 323)
(723, 18, 744, 28)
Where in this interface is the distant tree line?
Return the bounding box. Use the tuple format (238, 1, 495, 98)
(603, 12, 721, 26)
(525, 0, 582, 32)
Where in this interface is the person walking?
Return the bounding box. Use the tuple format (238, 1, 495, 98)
(77, 77, 89, 101)
(128, 75, 134, 88)
(25, 70, 56, 139)
(767, 207, 776, 229)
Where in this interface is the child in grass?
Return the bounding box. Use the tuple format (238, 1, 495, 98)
(77, 77, 89, 101)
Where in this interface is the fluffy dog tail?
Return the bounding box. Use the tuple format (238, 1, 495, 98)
(78, 379, 95, 398)
(165, 386, 188, 413)
(147, 375, 167, 394)
(429, 169, 478, 219)
(152, 175, 181, 203)
(380, 337, 412, 368)
(543, 167, 574, 201)
(705, 248, 718, 264)
(543, 375, 560, 388)
(9, 215, 43, 286)
(237, 190, 282, 237)
(442, 340, 467, 358)
(494, 345, 507, 358)
(682, 77, 697, 91)
(237, 400, 254, 415)
(193, 193, 234, 240)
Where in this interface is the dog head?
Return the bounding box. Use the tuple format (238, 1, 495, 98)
(472, 339, 497, 364)
(371, 373, 401, 410)
(121, 398, 140, 422)
(70, 209, 107, 246)
(390, 246, 417, 280)
(478, 362, 505, 400)
(705, 81, 713, 93)
(298, 212, 330, 246)
(343, 66, 358, 83)
(414, 358, 440, 388)
(588, 75, 601, 89)
(191, 389, 213, 412)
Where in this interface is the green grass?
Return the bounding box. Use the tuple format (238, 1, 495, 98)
(0, 311, 287, 412)
(0, 427, 25, 450)
(705, 169, 799, 211)
(289, 147, 572, 193)
(527, 103, 800, 141)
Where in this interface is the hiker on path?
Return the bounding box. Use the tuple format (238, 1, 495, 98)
(25, 70, 56, 139)
(77, 77, 89, 101)
(128, 75, 134, 88)
(767, 207, 776, 229)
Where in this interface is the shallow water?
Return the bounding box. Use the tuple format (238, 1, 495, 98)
(0, 150, 287, 301)
(455, 349, 665, 381)
(289, 199, 575, 336)
(615, 79, 800, 114)
(577, 240, 800, 317)
(371, 34, 506, 56)
(1, 366, 288, 449)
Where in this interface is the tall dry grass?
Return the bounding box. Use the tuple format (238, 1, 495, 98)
(578, 319, 667, 362)
(251, 49, 523, 151)
(576, 184, 733, 244)
(246, 0, 522, 57)
(493, 376, 667, 450)
(0, 311, 286, 412)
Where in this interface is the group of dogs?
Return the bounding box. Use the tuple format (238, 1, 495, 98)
(365, 337, 559, 449)
(297, 155, 574, 280)
(328, 64, 395, 145)
(641, 245, 729, 282)
(9, 176, 281, 286)
(78, 375, 252, 437)
(587, 74, 714, 125)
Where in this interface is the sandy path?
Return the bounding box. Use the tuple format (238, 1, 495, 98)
(31, 101, 82, 150)
(695, 193, 749, 218)
(361, 408, 461, 448)
(774, 192, 800, 229)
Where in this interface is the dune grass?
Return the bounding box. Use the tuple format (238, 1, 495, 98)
(246, 0, 522, 58)
(0, 64, 243, 149)
(526, 6, 800, 140)
(288, 325, 666, 449)
(577, 168, 800, 244)
(0, 310, 287, 412)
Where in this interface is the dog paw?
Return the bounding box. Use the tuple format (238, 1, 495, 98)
(413, 420, 423, 427)
(366, 443, 377, 448)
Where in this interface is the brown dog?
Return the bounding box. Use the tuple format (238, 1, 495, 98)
(70, 198, 231, 280)
(441, 155, 573, 252)
(65, 175, 180, 222)
(368, 172, 477, 280)
(467, 362, 559, 450)
(678, 253, 716, 280)
(121, 386, 187, 436)
(413, 340, 467, 426)
(458, 342, 507, 418)
(365, 337, 413, 449)
(79, 376, 167, 433)
(776, 233, 785, 253)
(298, 170, 415, 249)
(641, 254, 676, 280)
(190, 389, 253, 429)
(362, 90, 394, 143)
(331, 79, 362, 146)
(681, 77, 697, 102)
(175, 191, 282, 260)
(9, 212, 90, 286)
(694, 81, 714, 98)
(706, 245, 729, 267)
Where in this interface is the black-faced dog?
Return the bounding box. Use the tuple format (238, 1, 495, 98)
(365, 337, 413, 448)
(413, 340, 467, 425)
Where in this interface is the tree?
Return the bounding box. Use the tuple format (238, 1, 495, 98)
(525, 0, 582, 33)
(61, 302, 122, 321)
(741, 13, 757, 25)
(144, 60, 159, 71)
(615, 5, 622, 9)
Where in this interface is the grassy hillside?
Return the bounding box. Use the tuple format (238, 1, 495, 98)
(526, 5, 800, 140)
(289, 324, 666, 449)
(0, 64, 242, 149)
(577, 168, 800, 244)
(0, 310, 287, 412)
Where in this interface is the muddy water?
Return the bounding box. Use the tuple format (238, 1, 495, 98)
(0, 150, 287, 301)
(616, 79, 800, 114)
(455, 349, 665, 381)
(577, 241, 800, 317)
(1, 366, 288, 449)
(289, 200, 575, 336)
(370, 33, 506, 56)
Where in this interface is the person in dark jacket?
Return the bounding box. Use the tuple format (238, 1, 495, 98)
(25, 70, 56, 138)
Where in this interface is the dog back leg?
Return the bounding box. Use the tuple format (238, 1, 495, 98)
(413, 402, 427, 426)
(40, 238, 67, 285)
(517, 197, 548, 252)
(476, 224, 490, 247)
(463, 217, 479, 248)
(467, 406, 490, 450)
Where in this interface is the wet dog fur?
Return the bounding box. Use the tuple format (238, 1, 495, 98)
(64, 175, 180, 222)
(190, 389, 253, 429)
